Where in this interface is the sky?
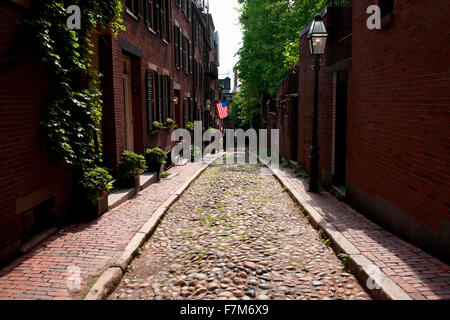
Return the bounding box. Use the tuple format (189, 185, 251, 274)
(208, 0, 243, 84)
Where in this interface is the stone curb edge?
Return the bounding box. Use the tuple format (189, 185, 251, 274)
(261, 160, 412, 300)
(84, 153, 224, 300)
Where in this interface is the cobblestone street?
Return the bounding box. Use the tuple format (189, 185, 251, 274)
(110, 162, 371, 300)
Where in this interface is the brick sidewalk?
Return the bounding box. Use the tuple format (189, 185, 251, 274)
(0, 162, 203, 300)
(276, 167, 450, 300)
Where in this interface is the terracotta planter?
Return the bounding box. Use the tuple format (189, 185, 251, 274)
(134, 173, 141, 193)
(97, 194, 108, 217)
(77, 193, 108, 221)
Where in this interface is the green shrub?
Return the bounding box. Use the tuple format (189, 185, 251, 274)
(119, 151, 147, 180)
(145, 147, 167, 172)
(166, 118, 175, 126)
(153, 121, 165, 130)
(186, 121, 194, 131)
(80, 167, 113, 205)
(191, 145, 202, 162)
(161, 171, 170, 178)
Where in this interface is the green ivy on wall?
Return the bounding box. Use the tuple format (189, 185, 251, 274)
(21, 0, 124, 176)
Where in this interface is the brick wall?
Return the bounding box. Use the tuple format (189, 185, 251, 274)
(347, 0, 450, 260)
(0, 1, 73, 265)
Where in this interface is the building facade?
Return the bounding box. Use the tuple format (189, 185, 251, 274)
(0, 0, 220, 266)
(264, 0, 450, 262)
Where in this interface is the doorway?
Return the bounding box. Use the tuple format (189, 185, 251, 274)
(122, 55, 134, 151)
(333, 70, 348, 191)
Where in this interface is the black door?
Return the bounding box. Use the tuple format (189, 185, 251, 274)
(333, 71, 348, 187)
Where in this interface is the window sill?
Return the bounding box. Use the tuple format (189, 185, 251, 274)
(148, 27, 157, 36)
(162, 39, 169, 46)
(126, 9, 139, 21)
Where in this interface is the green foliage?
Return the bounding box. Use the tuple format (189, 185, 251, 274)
(145, 147, 167, 172)
(119, 151, 147, 180)
(186, 121, 195, 131)
(234, 0, 328, 128)
(153, 121, 165, 129)
(191, 145, 202, 162)
(293, 164, 309, 179)
(161, 171, 170, 178)
(166, 118, 175, 126)
(280, 157, 289, 167)
(338, 253, 349, 267)
(21, 0, 124, 175)
(79, 167, 113, 204)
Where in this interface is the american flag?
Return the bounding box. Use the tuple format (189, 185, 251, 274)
(216, 102, 228, 119)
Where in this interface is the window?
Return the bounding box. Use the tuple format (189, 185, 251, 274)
(166, 0, 172, 42)
(181, 0, 186, 15)
(182, 35, 187, 72)
(380, 0, 394, 18)
(146, 70, 156, 131)
(193, 60, 197, 88)
(154, 0, 160, 33)
(174, 26, 180, 69)
(126, 0, 143, 18)
(146, 70, 172, 130)
(188, 40, 192, 75)
(144, 0, 154, 29)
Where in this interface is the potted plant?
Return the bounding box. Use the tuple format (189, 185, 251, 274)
(166, 118, 175, 127)
(186, 121, 194, 131)
(79, 167, 113, 218)
(119, 150, 147, 191)
(152, 121, 165, 131)
(145, 147, 167, 181)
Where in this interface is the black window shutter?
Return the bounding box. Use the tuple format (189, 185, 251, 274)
(145, 0, 152, 27)
(181, 36, 186, 71)
(156, 73, 162, 123)
(146, 69, 154, 132)
(155, 0, 161, 33)
(162, 75, 167, 125)
(136, 0, 143, 18)
(188, 40, 192, 74)
(168, 77, 173, 120)
(178, 29, 183, 69)
(167, 0, 172, 43)
(160, 0, 166, 39)
(174, 26, 179, 68)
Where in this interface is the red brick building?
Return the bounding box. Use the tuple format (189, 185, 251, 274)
(100, 0, 220, 172)
(266, 0, 450, 262)
(0, 0, 220, 266)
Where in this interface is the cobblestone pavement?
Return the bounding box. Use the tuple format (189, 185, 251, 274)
(276, 166, 450, 300)
(0, 163, 203, 300)
(110, 163, 371, 300)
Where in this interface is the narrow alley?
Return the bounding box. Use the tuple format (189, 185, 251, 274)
(110, 161, 370, 300)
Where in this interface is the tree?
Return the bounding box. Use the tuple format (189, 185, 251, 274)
(232, 0, 328, 128)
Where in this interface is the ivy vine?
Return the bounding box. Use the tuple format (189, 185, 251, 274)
(21, 0, 125, 176)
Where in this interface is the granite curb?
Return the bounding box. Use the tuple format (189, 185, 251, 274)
(85, 153, 224, 300)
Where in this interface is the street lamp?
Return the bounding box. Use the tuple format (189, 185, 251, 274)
(307, 15, 328, 192)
